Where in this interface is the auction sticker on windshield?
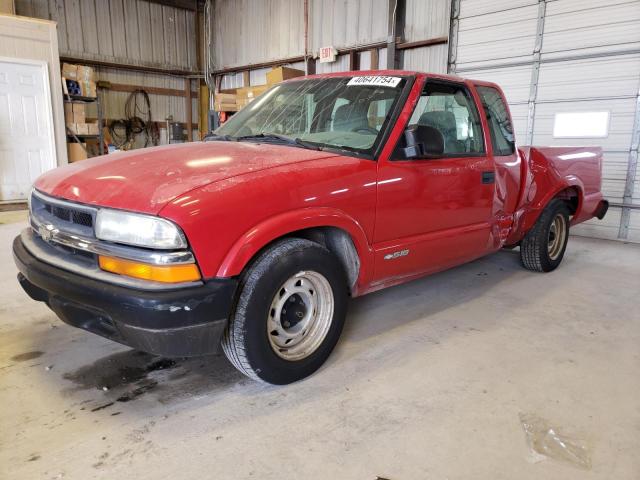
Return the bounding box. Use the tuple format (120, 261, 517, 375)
(347, 76, 402, 88)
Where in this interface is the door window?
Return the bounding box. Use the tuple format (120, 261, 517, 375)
(404, 82, 485, 156)
(476, 86, 515, 156)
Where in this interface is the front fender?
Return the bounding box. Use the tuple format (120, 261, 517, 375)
(216, 207, 374, 286)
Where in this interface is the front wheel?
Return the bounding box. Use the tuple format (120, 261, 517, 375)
(520, 199, 570, 272)
(221, 238, 348, 384)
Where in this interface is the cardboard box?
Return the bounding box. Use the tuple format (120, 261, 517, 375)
(77, 65, 95, 81)
(79, 81, 97, 98)
(67, 143, 87, 163)
(62, 63, 97, 97)
(266, 66, 304, 85)
(213, 102, 238, 112)
(75, 111, 86, 123)
(69, 123, 89, 135)
(63, 63, 95, 81)
(86, 123, 99, 135)
(236, 85, 270, 99)
(236, 98, 255, 109)
(64, 103, 74, 123)
(71, 103, 86, 122)
(215, 92, 237, 103)
(62, 63, 78, 81)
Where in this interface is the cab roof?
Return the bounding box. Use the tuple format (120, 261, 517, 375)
(289, 69, 500, 90)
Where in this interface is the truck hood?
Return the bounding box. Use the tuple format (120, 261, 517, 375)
(35, 141, 338, 214)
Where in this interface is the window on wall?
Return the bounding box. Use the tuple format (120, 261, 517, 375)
(402, 82, 485, 156)
(476, 86, 515, 156)
(553, 112, 610, 138)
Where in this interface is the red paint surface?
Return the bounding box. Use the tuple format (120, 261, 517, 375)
(34, 71, 606, 296)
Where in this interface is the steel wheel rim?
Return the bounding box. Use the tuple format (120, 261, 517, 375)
(267, 270, 334, 361)
(548, 214, 566, 260)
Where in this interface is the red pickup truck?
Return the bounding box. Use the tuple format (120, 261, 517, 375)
(14, 71, 608, 384)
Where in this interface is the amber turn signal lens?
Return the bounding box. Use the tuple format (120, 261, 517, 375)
(98, 256, 201, 283)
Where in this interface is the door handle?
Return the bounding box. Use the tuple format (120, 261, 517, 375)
(481, 171, 495, 184)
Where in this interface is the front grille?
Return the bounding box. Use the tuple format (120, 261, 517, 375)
(30, 190, 96, 239)
(44, 203, 93, 227)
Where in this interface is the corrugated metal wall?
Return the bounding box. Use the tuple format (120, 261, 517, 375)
(451, 0, 640, 242)
(213, 0, 387, 71)
(403, 0, 450, 73)
(215, 0, 449, 88)
(213, 0, 304, 69)
(14, 0, 199, 143)
(14, 0, 198, 71)
(309, 0, 388, 51)
(215, 0, 391, 89)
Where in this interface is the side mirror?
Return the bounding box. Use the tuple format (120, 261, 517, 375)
(402, 125, 445, 159)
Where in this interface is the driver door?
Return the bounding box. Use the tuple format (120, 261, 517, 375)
(372, 80, 496, 284)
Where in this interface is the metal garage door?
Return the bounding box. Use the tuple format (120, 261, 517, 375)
(449, 0, 640, 242)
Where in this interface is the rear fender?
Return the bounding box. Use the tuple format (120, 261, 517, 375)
(507, 148, 586, 243)
(216, 207, 373, 290)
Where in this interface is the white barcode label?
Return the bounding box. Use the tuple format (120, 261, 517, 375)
(347, 76, 402, 88)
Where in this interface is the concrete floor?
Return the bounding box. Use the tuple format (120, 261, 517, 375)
(1, 212, 639, 480)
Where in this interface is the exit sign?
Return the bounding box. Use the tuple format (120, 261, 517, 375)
(319, 46, 337, 63)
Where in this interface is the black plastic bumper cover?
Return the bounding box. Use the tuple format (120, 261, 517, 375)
(13, 236, 238, 357)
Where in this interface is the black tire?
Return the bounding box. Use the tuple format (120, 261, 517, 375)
(221, 238, 348, 385)
(520, 198, 570, 272)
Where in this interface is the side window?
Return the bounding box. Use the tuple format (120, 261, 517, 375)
(406, 82, 485, 156)
(477, 86, 515, 156)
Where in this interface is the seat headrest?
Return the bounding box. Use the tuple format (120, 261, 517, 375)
(418, 110, 457, 134)
(333, 102, 369, 131)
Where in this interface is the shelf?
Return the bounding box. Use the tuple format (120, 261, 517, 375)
(67, 134, 99, 138)
(64, 94, 98, 103)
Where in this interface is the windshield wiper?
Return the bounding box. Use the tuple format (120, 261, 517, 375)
(323, 144, 361, 154)
(203, 133, 235, 142)
(236, 133, 323, 151)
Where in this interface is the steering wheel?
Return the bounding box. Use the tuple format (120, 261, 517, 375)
(351, 127, 379, 135)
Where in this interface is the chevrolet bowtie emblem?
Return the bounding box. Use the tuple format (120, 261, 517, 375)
(38, 223, 58, 243)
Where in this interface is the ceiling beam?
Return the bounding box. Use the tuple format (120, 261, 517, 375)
(60, 56, 201, 77)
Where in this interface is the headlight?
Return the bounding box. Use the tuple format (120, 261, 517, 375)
(95, 209, 187, 249)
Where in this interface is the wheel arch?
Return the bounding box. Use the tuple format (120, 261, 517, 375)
(216, 208, 372, 294)
(552, 185, 583, 217)
(508, 180, 584, 245)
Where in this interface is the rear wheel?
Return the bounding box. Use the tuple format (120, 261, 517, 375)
(221, 238, 348, 384)
(520, 199, 570, 272)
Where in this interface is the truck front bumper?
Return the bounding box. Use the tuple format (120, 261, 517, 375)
(13, 236, 238, 357)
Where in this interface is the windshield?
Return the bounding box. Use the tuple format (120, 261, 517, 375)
(214, 76, 408, 154)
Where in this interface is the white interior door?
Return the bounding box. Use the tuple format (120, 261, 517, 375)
(0, 58, 57, 202)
